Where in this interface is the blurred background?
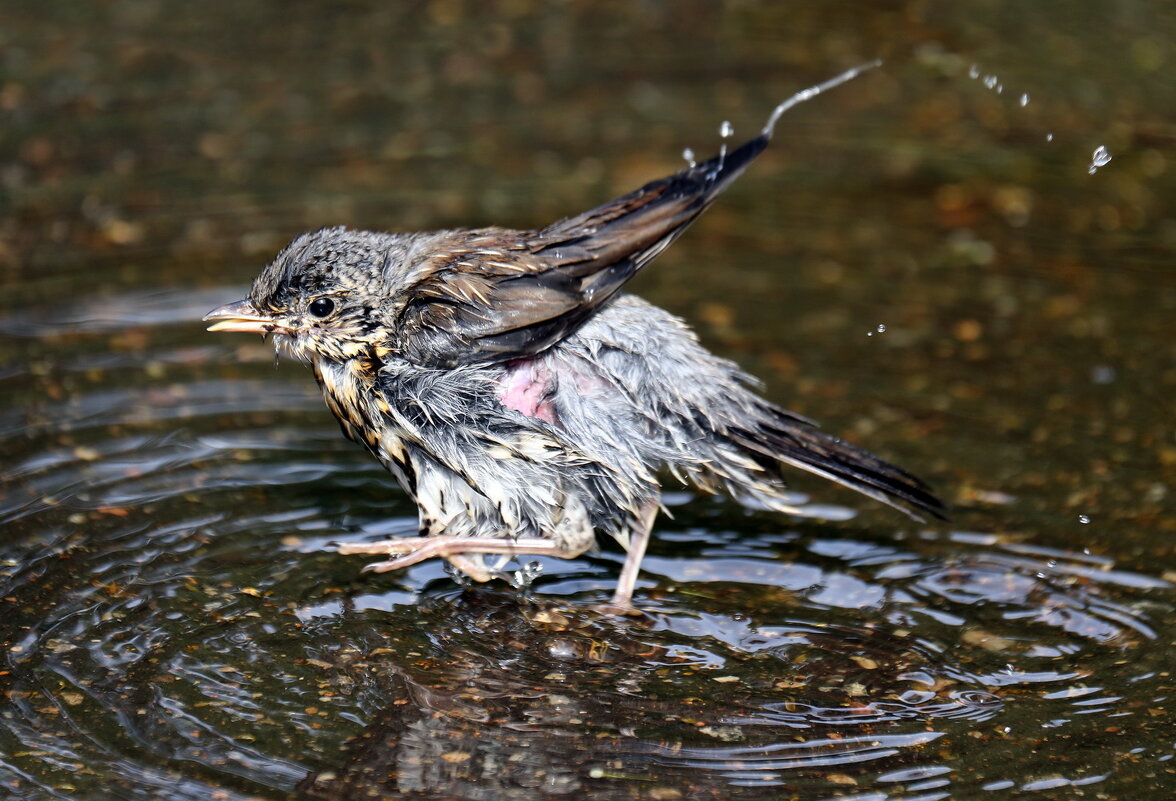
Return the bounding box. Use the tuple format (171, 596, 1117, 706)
(2, 2, 1173, 800)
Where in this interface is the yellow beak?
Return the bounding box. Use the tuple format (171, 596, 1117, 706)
(203, 299, 284, 335)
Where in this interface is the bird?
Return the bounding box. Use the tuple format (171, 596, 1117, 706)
(204, 63, 944, 610)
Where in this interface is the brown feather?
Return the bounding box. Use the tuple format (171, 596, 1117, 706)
(396, 136, 770, 368)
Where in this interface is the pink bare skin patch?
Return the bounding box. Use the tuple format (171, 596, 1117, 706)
(498, 358, 558, 424)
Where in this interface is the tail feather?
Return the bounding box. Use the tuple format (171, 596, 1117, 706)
(728, 407, 946, 521)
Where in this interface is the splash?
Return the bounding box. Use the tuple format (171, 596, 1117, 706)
(1088, 145, 1112, 174)
(761, 60, 882, 138)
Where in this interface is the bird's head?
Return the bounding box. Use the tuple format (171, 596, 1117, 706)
(204, 226, 427, 364)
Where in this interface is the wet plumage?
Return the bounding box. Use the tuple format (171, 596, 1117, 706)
(205, 65, 944, 608)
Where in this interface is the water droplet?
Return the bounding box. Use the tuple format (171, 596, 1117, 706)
(1019, 93, 1030, 107)
(719, 120, 734, 139)
(969, 64, 980, 79)
(682, 147, 696, 167)
(1078, 514, 1091, 524)
(876, 323, 887, 334)
(995, 83, 1003, 94)
(1045, 133, 1054, 142)
(1088, 145, 1112, 175)
(983, 74, 998, 89)
(510, 560, 544, 588)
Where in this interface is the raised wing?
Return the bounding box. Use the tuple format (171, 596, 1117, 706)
(395, 134, 770, 367)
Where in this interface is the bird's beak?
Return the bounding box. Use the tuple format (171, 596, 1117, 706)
(203, 299, 283, 335)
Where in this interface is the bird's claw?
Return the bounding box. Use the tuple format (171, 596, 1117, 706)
(361, 556, 417, 574)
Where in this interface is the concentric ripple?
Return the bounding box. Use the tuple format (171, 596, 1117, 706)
(3, 283, 1174, 800)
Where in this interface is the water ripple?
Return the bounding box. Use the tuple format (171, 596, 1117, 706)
(2, 289, 1172, 800)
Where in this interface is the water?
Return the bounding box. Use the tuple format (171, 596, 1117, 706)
(1089, 145, 1113, 175)
(3, 2, 1175, 800)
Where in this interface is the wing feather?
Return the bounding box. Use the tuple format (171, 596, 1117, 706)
(396, 135, 770, 367)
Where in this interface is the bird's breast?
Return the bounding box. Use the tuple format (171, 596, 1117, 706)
(313, 358, 412, 472)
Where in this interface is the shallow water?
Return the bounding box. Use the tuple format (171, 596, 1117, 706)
(3, 2, 1174, 799)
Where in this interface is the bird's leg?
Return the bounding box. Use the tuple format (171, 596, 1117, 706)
(605, 501, 659, 612)
(339, 535, 587, 575)
(338, 537, 434, 555)
(339, 538, 493, 581)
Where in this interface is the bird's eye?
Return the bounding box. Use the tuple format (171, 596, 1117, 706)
(308, 297, 336, 318)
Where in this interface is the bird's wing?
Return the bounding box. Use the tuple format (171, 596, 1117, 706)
(395, 134, 770, 367)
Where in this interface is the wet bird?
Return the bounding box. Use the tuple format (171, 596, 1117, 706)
(205, 64, 944, 609)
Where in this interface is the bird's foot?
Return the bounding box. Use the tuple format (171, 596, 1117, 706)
(337, 536, 469, 576)
(338, 535, 576, 579)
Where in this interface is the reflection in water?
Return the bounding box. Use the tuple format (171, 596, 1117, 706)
(4, 431, 1168, 799)
(294, 590, 989, 798)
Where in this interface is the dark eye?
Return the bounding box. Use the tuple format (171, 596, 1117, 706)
(308, 297, 336, 318)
